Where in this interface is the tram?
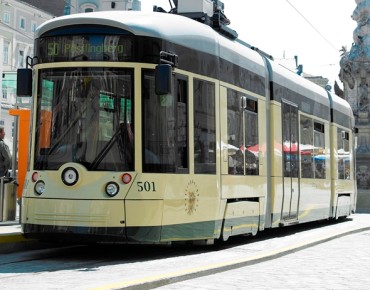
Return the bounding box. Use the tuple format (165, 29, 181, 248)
(18, 0, 356, 244)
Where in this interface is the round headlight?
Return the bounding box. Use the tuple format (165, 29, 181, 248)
(62, 167, 79, 186)
(35, 181, 45, 195)
(105, 182, 119, 197)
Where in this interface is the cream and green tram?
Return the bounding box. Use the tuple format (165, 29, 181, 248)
(18, 9, 356, 244)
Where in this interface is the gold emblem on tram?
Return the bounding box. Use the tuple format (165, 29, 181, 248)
(185, 179, 199, 215)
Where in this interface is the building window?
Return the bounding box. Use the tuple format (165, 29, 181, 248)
(18, 50, 24, 67)
(2, 88, 7, 100)
(0, 120, 4, 126)
(31, 21, 37, 32)
(3, 11, 10, 24)
(80, 4, 96, 13)
(19, 17, 26, 30)
(3, 42, 9, 65)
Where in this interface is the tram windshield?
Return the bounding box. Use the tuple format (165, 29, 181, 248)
(34, 68, 134, 171)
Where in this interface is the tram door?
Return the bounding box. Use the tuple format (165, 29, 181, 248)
(281, 100, 300, 221)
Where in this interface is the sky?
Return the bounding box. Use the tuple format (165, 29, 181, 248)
(141, 0, 357, 89)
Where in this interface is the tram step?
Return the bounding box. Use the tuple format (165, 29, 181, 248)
(279, 219, 299, 227)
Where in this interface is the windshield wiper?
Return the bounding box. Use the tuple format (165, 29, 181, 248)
(89, 123, 126, 170)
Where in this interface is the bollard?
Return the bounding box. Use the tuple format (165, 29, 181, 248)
(0, 176, 17, 222)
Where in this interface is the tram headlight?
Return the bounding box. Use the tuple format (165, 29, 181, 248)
(61, 167, 79, 186)
(105, 182, 120, 197)
(34, 181, 45, 195)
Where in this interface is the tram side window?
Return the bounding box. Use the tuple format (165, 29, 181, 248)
(337, 129, 350, 179)
(142, 70, 189, 173)
(313, 122, 325, 179)
(194, 79, 216, 174)
(300, 118, 326, 179)
(300, 116, 314, 178)
(227, 89, 259, 176)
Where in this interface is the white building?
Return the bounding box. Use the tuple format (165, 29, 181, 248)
(0, 0, 53, 149)
(1, 0, 141, 150)
(67, 0, 141, 14)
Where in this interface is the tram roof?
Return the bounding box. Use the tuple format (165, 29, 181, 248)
(329, 92, 355, 128)
(36, 11, 222, 55)
(36, 11, 266, 76)
(272, 61, 330, 107)
(37, 11, 341, 112)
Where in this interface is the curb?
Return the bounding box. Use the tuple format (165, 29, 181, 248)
(0, 224, 42, 254)
(0, 232, 36, 254)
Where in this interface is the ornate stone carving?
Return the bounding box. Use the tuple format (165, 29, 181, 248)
(340, 1, 370, 116)
(340, 0, 370, 192)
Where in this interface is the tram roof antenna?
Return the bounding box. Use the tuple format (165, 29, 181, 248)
(250, 46, 274, 61)
(168, 0, 177, 13)
(153, 5, 167, 13)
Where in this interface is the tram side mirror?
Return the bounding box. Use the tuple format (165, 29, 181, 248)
(17, 68, 32, 97)
(241, 96, 247, 109)
(155, 64, 172, 95)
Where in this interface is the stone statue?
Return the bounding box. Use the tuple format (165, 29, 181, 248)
(340, 0, 370, 111)
(340, 0, 370, 194)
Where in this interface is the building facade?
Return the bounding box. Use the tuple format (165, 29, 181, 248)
(21, 0, 141, 16)
(66, 0, 141, 14)
(0, 0, 53, 149)
(340, 0, 370, 212)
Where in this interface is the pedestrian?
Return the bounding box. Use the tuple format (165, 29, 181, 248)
(0, 127, 12, 177)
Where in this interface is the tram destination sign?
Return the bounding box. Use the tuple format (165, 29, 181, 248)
(36, 35, 132, 62)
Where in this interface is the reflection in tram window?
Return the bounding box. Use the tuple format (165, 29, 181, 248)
(35, 68, 134, 171)
(337, 129, 350, 179)
(142, 70, 189, 173)
(299, 117, 326, 179)
(300, 116, 314, 178)
(313, 122, 325, 179)
(282, 101, 299, 178)
(227, 89, 259, 176)
(194, 79, 216, 174)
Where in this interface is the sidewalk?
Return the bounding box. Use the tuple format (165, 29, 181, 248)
(0, 222, 28, 254)
(0, 202, 29, 254)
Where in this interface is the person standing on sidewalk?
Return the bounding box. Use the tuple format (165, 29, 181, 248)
(0, 127, 12, 177)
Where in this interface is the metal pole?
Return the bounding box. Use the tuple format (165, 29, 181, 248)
(12, 110, 19, 222)
(0, 176, 4, 222)
(12, 111, 19, 179)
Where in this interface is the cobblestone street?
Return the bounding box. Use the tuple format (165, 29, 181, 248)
(159, 228, 370, 290)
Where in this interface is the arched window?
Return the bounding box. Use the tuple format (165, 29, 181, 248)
(80, 3, 97, 13)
